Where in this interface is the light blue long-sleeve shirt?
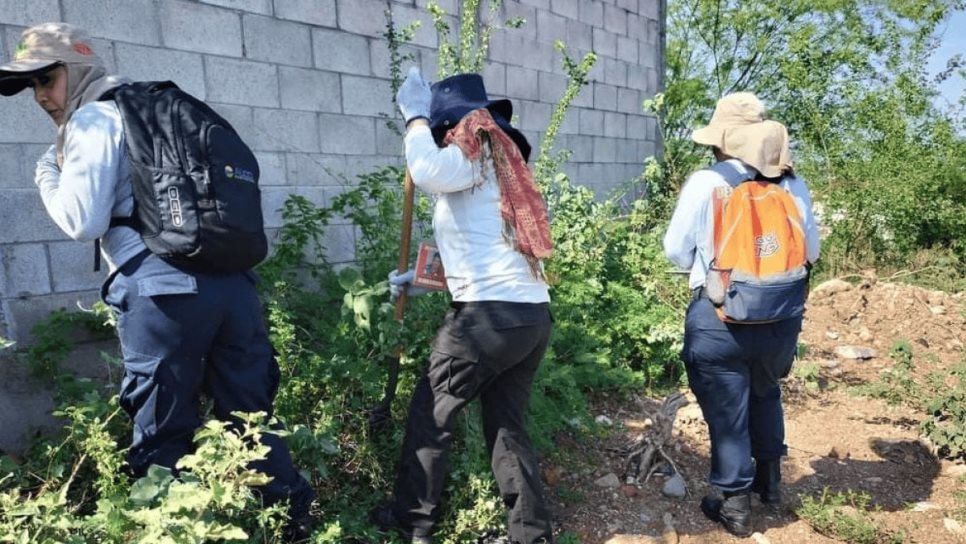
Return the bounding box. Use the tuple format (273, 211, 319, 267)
(663, 159, 820, 290)
(34, 101, 145, 273)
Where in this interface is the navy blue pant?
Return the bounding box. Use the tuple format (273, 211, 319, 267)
(103, 251, 312, 511)
(393, 301, 553, 543)
(681, 296, 801, 494)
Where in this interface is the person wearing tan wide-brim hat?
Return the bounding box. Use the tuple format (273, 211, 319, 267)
(691, 92, 793, 178)
(663, 92, 821, 537)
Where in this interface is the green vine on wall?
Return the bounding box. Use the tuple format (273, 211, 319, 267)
(428, 0, 524, 78)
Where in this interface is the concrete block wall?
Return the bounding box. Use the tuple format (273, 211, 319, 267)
(0, 0, 664, 347)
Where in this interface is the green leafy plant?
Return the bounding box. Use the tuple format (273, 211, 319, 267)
(0, 399, 292, 543)
(792, 361, 823, 393)
(428, 0, 515, 78)
(534, 45, 597, 194)
(921, 360, 966, 460)
(855, 339, 921, 405)
(796, 488, 906, 544)
(556, 531, 583, 544)
(19, 308, 114, 379)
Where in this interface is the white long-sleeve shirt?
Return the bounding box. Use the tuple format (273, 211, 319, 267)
(34, 101, 145, 272)
(663, 159, 820, 290)
(404, 125, 549, 303)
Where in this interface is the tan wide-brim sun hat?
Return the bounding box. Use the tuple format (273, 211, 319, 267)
(692, 92, 792, 178)
(0, 22, 103, 96)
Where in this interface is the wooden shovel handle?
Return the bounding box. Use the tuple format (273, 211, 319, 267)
(394, 168, 415, 321)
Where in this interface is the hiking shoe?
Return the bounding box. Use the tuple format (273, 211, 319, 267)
(701, 492, 752, 538)
(370, 503, 433, 543)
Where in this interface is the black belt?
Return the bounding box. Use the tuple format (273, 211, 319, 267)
(692, 287, 708, 301)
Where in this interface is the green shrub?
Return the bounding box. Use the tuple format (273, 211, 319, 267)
(921, 361, 966, 460)
(796, 488, 906, 544)
(0, 397, 292, 543)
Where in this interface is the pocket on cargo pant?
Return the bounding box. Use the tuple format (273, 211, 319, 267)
(118, 350, 162, 435)
(428, 333, 482, 400)
(136, 270, 198, 297)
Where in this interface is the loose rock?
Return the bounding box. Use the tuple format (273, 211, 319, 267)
(811, 279, 852, 298)
(661, 473, 687, 499)
(595, 473, 622, 488)
(835, 345, 877, 360)
(751, 533, 772, 544)
(596, 414, 615, 426)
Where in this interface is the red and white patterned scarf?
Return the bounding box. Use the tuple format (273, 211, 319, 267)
(443, 108, 553, 278)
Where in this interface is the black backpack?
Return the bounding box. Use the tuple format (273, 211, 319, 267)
(99, 81, 267, 273)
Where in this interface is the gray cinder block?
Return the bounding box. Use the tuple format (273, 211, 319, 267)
(275, 0, 336, 27)
(1, 243, 50, 297)
(160, 0, 241, 56)
(48, 241, 102, 293)
(312, 27, 371, 75)
(63, 0, 161, 45)
(205, 56, 278, 107)
(115, 43, 206, 99)
(252, 108, 320, 153)
(243, 15, 312, 67)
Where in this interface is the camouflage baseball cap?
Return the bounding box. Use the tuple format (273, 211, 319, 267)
(0, 22, 103, 96)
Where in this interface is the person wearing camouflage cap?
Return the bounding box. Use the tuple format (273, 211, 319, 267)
(1, 23, 315, 541)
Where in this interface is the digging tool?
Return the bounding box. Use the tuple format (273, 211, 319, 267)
(368, 168, 416, 435)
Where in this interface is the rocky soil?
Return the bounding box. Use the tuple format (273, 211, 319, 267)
(546, 275, 966, 543)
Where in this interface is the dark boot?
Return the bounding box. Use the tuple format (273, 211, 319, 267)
(701, 491, 752, 537)
(282, 512, 315, 543)
(370, 503, 433, 544)
(751, 458, 782, 505)
(282, 496, 316, 543)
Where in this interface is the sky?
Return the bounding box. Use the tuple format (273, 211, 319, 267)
(926, 9, 965, 113)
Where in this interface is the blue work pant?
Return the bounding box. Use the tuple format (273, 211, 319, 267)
(393, 301, 553, 543)
(102, 251, 312, 510)
(681, 296, 801, 494)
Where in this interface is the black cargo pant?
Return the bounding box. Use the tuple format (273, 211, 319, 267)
(392, 301, 553, 543)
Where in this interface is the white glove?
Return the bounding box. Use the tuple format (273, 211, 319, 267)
(388, 268, 432, 301)
(395, 66, 432, 124)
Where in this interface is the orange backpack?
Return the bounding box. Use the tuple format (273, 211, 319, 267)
(705, 177, 810, 323)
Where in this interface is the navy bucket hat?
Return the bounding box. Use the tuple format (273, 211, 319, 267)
(429, 73, 531, 162)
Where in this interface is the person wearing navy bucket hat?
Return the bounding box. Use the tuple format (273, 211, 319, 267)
(427, 72, 531, 162)
(372, 67, 555, 544)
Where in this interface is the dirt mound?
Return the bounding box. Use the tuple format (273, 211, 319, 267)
(802, 274, 965, 368)
(549, 279, 966, 543)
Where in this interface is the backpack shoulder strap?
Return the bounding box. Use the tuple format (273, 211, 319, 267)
(98, 80, 179, 101)
(705, 160, 755, 187)
(92, 82, 181, 270)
